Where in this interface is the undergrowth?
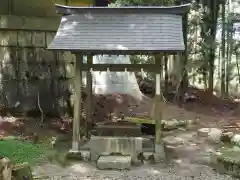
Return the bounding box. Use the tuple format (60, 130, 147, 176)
(0, 139, 49, 164)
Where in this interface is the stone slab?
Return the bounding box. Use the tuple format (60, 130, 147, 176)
(66, 150, 82, 160)
(84, 136, 143, 157)
(66, 149, 90, 161)
(142, 136, 154, 152)
(97, 156, 131, 170)
(84, 136, 143, 162)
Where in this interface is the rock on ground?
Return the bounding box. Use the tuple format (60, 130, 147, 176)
(197, 128, 222, 143)
(0, 157, 12, 180)
(231, 134, 240, 146)
(97, 156, 131, 170)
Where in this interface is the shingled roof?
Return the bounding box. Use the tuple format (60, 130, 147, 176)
(48, 4, 190, 55)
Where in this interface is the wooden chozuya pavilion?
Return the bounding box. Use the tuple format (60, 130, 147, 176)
(48, 4, 190, 155)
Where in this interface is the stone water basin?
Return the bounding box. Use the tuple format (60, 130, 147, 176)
(94, 120, 142, 137)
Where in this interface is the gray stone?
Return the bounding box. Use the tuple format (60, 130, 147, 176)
(162, 136, 185, 146)
(91, 151, 110, 162)
(66, 150, 82, 160)
(221, 132, 234, 143)
(80, 150, 91, 162)
(131, 155, 142, 166)
(197, 128, 222, 143)
(97, 156, 131, 170)
(162, 119, 179, 130)
(0, 157, 12, 180)
(66, 149, 90, 162)
(153, 153, 165, 163)
(143, 152, 154, 160)
(164, 145, 183, 159)
(84, 136, 143, 158)
(211, 151, 222, 165)
(142, 137, 154, 151)
(231, 134, 240, 146)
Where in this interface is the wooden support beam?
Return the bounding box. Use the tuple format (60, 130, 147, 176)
(178, 12, 189, 105)
(152, 53, 164, 153)
(86, 55, 93, 137)
(71, 54, 83, 151)
(80, 64, 158, 72)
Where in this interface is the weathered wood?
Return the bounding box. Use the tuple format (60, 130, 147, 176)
(80, 64, 159, 72)
(55, 4, 191, 15)
(86, 55, 93, 137)
(153, 54, 163, 146)
(179, 12, 188, 104)
(71, 54, 83, 151)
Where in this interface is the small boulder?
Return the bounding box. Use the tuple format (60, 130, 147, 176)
(0, 157, 12, 180)
(97, 156, 131, 170)
(231, 134, 240, 147)
(197, 128, 222, 143)
(162, 136, 185, 146)
(162, 119, 179, 130)
(221, 132, 234, 143)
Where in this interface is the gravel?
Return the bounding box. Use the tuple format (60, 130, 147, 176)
(33, 161, 237, 180)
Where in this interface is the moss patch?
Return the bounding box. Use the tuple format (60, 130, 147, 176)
(215, 147, 240, 177)
(127, 117, 154, 125)
(0, 139, 48, 164)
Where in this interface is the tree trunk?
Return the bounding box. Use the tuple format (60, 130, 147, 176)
(221, 2, 226, 98)
(208, 0, 219, 93)
(164, 55, 169, 95)
(236, 50, 240, 84)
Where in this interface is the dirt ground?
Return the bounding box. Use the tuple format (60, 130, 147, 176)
(1, 87, 240, 179)
(1, 87, 240, 140)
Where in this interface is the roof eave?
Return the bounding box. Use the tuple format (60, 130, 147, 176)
(55, 4, 191, 16)
(46, 48, 185, 55)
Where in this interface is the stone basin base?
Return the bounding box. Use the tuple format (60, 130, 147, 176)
(213, 148, 240, 177)
(66, 136, 165, 170)
(82, 136, 143, 161)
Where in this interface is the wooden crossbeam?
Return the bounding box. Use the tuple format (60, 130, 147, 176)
(81, 64, 158, 72)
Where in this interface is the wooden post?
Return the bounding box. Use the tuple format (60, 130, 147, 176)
(179, 12, 188, 105)
(71, 54, 83, 151)
(86, 55, 93, 137)
(152, 53, 164, 153)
